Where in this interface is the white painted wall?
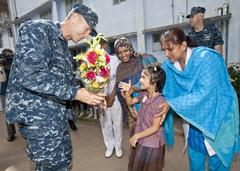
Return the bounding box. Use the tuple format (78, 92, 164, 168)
(227, 0, 240, 63)
(12, 0, 49, 18)
(92, 0, 136, 37)
(144, 0, 174, 28)
(5, 0, 240, 62)
(0, 30, 14, 52)
(143, 0, 239, 62)
(188, 0, 227, 17)
(55, 0, 66, 21)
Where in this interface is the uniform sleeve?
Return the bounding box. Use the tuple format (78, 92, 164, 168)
(17, 23, 78, 101)
(212, 25, 224, 46)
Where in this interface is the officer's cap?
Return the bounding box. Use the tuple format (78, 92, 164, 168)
(186, 7, 206, 18)
(72, 4, 98, 36)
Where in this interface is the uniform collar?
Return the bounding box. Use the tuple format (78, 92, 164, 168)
(55, 22, 65, 40)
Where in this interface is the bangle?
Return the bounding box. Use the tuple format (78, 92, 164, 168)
(125, 92, 131, 97)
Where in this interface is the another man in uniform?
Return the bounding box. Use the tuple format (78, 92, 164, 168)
(187, 6, 224, 54)
(5, 4, 104, 171)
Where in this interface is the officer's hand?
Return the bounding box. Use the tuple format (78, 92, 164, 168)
(75, 88, 105, 106)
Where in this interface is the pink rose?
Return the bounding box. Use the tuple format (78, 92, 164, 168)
(105, 54, 110, 64)
(87, 51, 98, 65)
(100, 67, 110, 78)
(86, 71, 96, 80)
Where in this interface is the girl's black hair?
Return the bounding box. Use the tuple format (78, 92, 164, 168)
(144, 63, 166, 93)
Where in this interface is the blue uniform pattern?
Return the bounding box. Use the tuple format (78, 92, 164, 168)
(189, 24, 224, 49)
(5, 20, 79, 171)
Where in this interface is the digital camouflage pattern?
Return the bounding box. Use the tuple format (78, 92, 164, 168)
(5, 20, 79, 171)
(189, 24, 224, 49)
(186, 6, 206, 18)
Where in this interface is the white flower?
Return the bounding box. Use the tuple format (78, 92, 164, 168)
(96, 76, 105, 83)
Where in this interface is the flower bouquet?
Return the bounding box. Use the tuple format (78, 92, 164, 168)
(74, 34, 110, 118)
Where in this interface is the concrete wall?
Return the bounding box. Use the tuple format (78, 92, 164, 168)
(5, 0, 240, 62)
(93, 0, 136, 37)
(144, 0, 174, 28)
(188, 0, 227, 17)
(227, 0, 240, 62)
(12, 0, 49, 18)
(143, 0, 239, 63)
(0, 30, 14, 52)
(55, 0, 67, 21)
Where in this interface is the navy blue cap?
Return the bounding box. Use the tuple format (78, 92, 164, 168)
(72, 4, 98, 36)
(186, 7, 206, 18)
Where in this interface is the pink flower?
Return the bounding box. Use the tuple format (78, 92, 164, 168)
(100, 67, 110, 78)
(87, 51, 98, 65)
(86, 71, 96, 80)
(105, 54, 110, 64)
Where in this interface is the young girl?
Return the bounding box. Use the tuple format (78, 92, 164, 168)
(106, 37, 157, 136)
(120, 64, 166, 171)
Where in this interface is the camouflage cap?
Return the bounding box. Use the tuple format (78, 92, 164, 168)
(72, 4, 98, 36)
(186, 6, 206, 18)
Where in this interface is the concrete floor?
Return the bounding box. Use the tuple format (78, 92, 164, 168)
(0, 112, 239, 171)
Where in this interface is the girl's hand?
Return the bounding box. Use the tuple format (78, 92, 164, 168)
(129, 134, 139, 147)
(121, 91, 127, 99)
(118, 80, 132, 94)
(128, 106, 138, 118)
(134, 52, 143, 58)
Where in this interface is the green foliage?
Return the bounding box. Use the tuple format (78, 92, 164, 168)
(228, 62, 240, 107)
(228, 62, 240, 95)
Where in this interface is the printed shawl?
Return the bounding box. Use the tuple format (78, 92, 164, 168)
(162, 47, 239, 166)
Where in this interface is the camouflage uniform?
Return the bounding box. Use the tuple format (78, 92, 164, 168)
(5, 20, 79, 171)
(189, 24, 224, 49)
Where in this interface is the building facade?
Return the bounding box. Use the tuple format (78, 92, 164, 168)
(3, 0, 240, 63)
(0, 0, 14, 52)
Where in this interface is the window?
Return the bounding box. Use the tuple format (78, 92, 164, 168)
(113, 0, 126, 5)
(8, 28, 12, 37)
(152, 33, 162, 52)
(0, 33, 2, 48)
(65, 0, 83, 14)
(40, 8, 52, 20)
